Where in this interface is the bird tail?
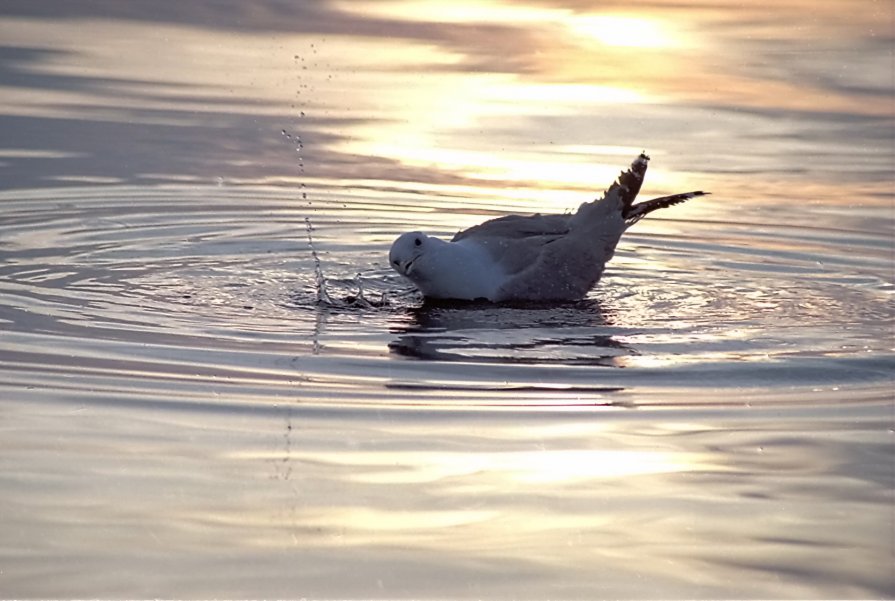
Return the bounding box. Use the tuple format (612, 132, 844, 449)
(572, 152, 707, 229)
(612, 152, 708, 225)
(570, 152, 649, 230)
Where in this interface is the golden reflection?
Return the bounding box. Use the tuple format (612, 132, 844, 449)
(5, 0, 887, 213)
(497, 82, 645, 105)
(569, 15, 680, 49)
(338, 0, 681, 53)
(333, 0, 558, 25)
(285, 448, 699, 485)
(307, 507, 497, 531)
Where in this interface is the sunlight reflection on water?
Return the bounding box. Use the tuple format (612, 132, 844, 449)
(1, 0, 893, 598)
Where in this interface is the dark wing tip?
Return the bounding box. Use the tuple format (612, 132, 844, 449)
(623, 190, 707, 223)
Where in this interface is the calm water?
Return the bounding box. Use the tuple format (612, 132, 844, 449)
(1, 2, 893, 599)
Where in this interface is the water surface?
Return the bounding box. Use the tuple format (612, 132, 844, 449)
(0, 1, 893, 598)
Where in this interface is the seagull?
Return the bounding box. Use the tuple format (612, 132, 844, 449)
(389, 153, 707, 302)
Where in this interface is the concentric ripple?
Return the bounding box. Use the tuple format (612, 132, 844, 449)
(0, 185, 892, 411)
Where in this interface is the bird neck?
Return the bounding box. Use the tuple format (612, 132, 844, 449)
(415, 238, 497, 301)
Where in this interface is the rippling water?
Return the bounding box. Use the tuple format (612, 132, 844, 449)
(1, 1, 894, 598)
(2, 184, 892, 597)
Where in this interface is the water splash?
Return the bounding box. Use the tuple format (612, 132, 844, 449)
(282, 128, 307, 199)
(305, 216, 334, 305)
(304, 217, 413, 309)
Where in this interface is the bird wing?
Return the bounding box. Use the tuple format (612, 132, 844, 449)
(494, 183, 632, 302)
(450, 213, 571, 278)
(451, 213, 571, 242)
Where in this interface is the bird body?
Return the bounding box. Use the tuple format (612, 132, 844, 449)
(389, 154, 706, 302)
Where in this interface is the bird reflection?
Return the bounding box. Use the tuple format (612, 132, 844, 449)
(388, 298, 634, 366)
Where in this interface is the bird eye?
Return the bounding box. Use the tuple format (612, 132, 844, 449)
(414, 237, 422, 246)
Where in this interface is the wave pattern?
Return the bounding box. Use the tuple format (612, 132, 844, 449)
(2, 185, 893, 599)
(0, 185, 891, 411)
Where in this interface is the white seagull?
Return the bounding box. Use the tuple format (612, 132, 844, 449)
(389, 153, 707, 302)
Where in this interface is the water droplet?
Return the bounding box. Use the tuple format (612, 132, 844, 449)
(306, 217, 333, 305)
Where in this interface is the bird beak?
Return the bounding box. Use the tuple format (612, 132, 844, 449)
(392, 257, 414, 276)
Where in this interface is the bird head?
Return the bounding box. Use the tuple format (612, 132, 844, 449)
(389, 231, 430, 279)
